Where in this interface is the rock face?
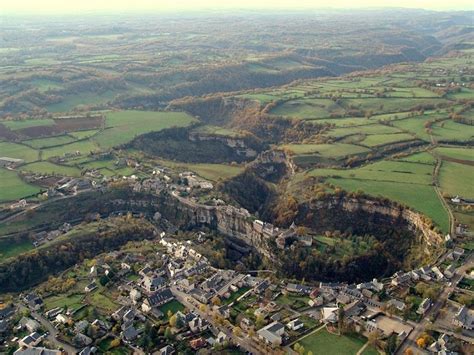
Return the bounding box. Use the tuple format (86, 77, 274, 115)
(158, 191, 444, 261)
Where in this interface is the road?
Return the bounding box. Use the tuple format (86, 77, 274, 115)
(396, 253, 473, 355)
(171, 286, 264, 355)
(30, 309, 79, 354)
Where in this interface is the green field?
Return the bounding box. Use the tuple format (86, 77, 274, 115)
(0, 142, 39, 162)
(23, 135, 76, 149)
(396, 152, 436, 165)
(0, 168, 41, 202)
(69, 129, 100, 139)
(283, 143, 370, 159)
(306, 158, 449, 231)
(435, 147, 474, 162)
(0, 237, 34, 262)
(360, 133, 416, 147)
(41, 140, 100, 159)
(297, 328, 374, 355)
(432, 120, 474, 142)
(44, 294, 84, 311)
(94, 110, 197, 149)
(439, 161, 474, 199)
(1, 118, 55, 130)
(159, 300, 185, 319)
(20, 161, 82, 177)
(158, 159, 244, 181)
(88, 291, 119, 312)
(270, 98, 344, 119)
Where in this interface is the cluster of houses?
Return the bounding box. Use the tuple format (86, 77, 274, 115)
(30, 223, 72, 247)
(1, 224, 472, 355)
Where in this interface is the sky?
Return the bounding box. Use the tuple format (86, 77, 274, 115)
(1, 0, 473, 14)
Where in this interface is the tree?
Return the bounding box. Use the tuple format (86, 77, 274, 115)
(164, 327, 173, 340)
(233, 326, 242, 337)
(255, 315, 265, 329)
(404, 349, 414, 355)
(416, 337, 427, 348)
(169, 314, 178, 328)
(211, 296, 221, 306)
(110, 338, 121, 348)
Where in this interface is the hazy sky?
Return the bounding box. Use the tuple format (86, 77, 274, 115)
(1, 0, 473, 14)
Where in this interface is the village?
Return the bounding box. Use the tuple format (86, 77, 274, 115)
(0, 216, 473, 355)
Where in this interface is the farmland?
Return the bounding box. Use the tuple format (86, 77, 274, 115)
(0, 110, 198, 201)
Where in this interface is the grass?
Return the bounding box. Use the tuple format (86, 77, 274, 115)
(23, 135, 76, 149)
(432, 120, 474, 142)
(0, 168, 41, 202)
(224, 287, 251, 305)
(1, 118, 55, 131)
(88, 291, 119, 312)
(439, 161, 474, 199)
(275, 294, 309, 310)
(0, 142, 39, 162)
(304, 156, 449, 231)
(327, 124, 402, 138)
(69, 130, 100, 139)
(20, 161, 81, 177)
(41, 140, 100, 159)
(44, 294, 84, 311)
(157, 159, 244, 181)
(360, 133, 416, 147)
(297, 328, 370, 355)
(282, 143, 370, 159)
(270, 98, 344, 119)
(395, 152, 435, 165)
(435, 147, 474, 162)
(159, 300, 185, 319)
(0, 237, 34, 262)
(94, 110, 197, 149)
(325, 178, 449, 233)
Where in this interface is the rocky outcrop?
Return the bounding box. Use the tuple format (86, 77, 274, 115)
(158, 191, 444, 262)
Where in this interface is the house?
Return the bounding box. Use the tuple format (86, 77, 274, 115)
(24, 294, 43, 311)
(322, 307, 338, 324)
(216, 331, 227, 344)
(142, 275, 166, 293)
(159, 345, 175, 355)
(444, 264, 456, 279)
(55, 314, 71, 325)
(308, 295, 324, 307)
(0, 305, 14, 320)
(391, 272, 411, 286)
(72, 333, 93, 347)
(189, 316, 208, 333)
(431, 266, 444, 280)
(190, 337, 206, 350)
(452, 305, 474, 330)
(75, 320, 89, 334)
(122, 326, 139, 342)
(142, 288, 174, 313)
(417, 298, 431, 315)
(130, 289, 142, 304)
(19, 317, 40, 333)
(287, 319, 304, 331)
(286, 283, 311, 294)
(19, 332, 43, 348)
(257, 322, 285, 346)
(85, 282, 97, 293)
(388, 299, 406, 312)
(453, 247, 465, 259)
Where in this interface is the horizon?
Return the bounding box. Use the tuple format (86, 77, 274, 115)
(1, 0, 473, 15)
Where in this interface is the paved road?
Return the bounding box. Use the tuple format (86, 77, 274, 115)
(396, 253, 473, 355)
(171, 286, 263, 355)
